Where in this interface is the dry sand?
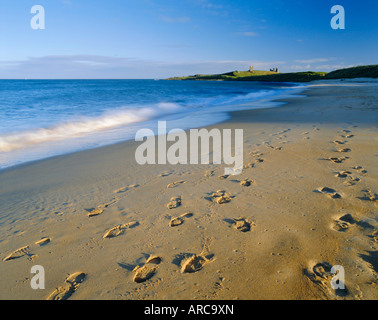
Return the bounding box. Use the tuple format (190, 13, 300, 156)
(0, 79, 377, 300)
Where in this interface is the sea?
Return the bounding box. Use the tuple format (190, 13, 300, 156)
(0, 79, 304, 169)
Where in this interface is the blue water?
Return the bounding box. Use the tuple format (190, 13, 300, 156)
(0, 79, 302, 169)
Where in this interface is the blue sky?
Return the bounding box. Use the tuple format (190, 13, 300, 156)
(0, 0, 377, 78)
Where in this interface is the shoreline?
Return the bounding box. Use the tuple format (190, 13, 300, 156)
(0, 79, 377, 300)
(0, 81, 306, 172)
(2, 77, 376, 173)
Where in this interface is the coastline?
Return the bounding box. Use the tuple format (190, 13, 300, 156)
(0, 79, 377, 300)
(0, 80, 303, 170)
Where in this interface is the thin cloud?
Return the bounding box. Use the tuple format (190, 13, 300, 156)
(158, 15, 191, 23)
(288, 64, 313, 71)
(192, 0, 227, 16)
(157, 44, 189, 48)
(194, 0, 223, 9)
(237, 32, 259, 37)
(0, 55, 285, 79)
(295, 58, 330, 64)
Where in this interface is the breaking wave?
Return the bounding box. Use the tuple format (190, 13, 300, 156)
(0, 102, 182, 152)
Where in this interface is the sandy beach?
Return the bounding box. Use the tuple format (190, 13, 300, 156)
(0, 79, 377, 300)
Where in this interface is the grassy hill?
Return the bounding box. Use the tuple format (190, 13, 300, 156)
(168, 70, 279, 81)
(167, 65, 378, 82)
(325, 65, 378, 79)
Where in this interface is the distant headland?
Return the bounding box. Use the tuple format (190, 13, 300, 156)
(166, 64, 378, 82)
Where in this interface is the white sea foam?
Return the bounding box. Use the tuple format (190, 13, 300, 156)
(0, 102, 182, 152)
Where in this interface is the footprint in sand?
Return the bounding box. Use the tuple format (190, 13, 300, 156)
(352, 166, 368, 175)
(3, 245, 30, 261)
(159, 171, 174, 177)
(207, 190, 233, 204)
(114, 184, 139, 194)
(231, 217, 255, 232)
(167, 196, 182, 209)
(342, 134, 354, 138)
(29, 254, 39, 262)
(325, 157, 349, 163)
(249, 151, 264, 157)
(335, 170, 352, 178)
(103, 221, 138, 238)
(316, 187, 341, 199)
(332, 214, 356, 232)
(87, 199, 119, 217)
(358, 189, 378, 202)
(35, 237, 51, 246)
(245, 158, 264, 169)
(334, 170, 361, 185)
(333, 140, 347, 145)
(133, 256, 162, 283)
(218, 174, 230, 180)
(308, 262, 334, 280)
(304, 262, 348, 298)
(337, 148, 351, 153)
(343, 176, 360, 186)
(167, 181, 186, 189)
(180, 253, 214, 274)
(46, 272, 86, 300)
(169, 213, 193, 227)
(274, 129, 290, 136)
(240, 179, 253, 187)
(264, 142, 282, 150)
(244, 162, 255, 169)
(87, 207, 104, 217)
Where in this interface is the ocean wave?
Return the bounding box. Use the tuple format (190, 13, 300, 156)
(0, 102, 182, 152)
(187, 89, 281, 108)
(0, 88, 286, 153)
